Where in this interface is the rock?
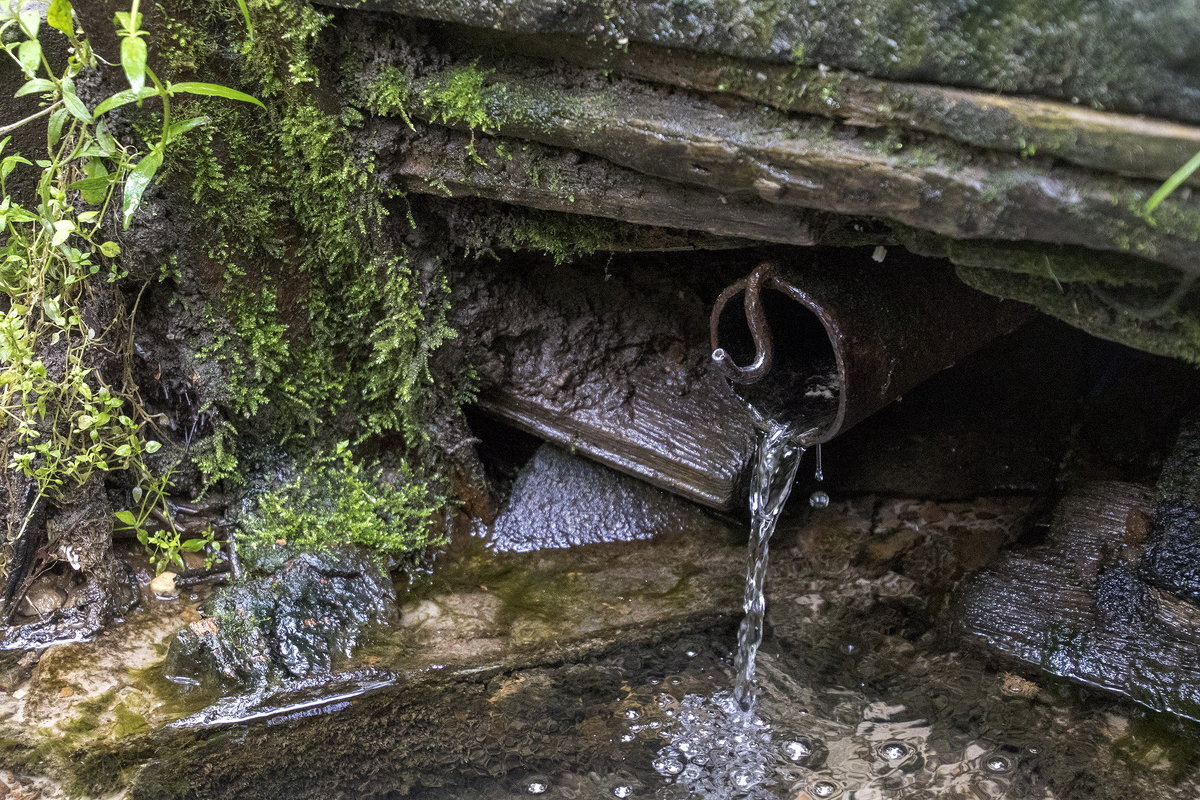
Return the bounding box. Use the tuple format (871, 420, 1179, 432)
(15, 579, 67, 619)
(488, 444, 734, 552)
(149, 571, 179, 599)
(0, 770, 40, 800)
(163, 547, 397, 691)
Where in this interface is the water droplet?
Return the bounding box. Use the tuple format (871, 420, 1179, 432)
(812, 780, 839, 797)
(623, 708, 641, 720)
(880, 742, 909, 761)
(612, 786, 633, 798)
(784, 740, 812, 761)
(527, 780, 549, 794)
(986, 755, 1012, 772)
(620, 733, 635, 743)
(685, 649, 698, 657)
(809, 490, 830, 508)
(732, 771, 754, 789)
(653, 757, 684, 776)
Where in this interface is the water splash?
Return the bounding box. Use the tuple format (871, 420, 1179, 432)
(733, 420, 811, 712)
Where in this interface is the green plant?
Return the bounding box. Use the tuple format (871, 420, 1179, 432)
(422, 63, 496, 164)
(242, 441, 443, 558)
(153, 0, 457, 485)
(0, 0, 259, 569)
(114, 484, 219, 574)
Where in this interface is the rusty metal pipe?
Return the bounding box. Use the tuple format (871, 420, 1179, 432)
(710, 257, 1032, 445)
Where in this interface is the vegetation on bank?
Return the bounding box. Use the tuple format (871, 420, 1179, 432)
(0, 0, 264, 576)
(0, 0, 456, 592)
(147, 0, 458, 563)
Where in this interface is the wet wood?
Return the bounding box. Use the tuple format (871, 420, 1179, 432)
(448, 251, 757, 511)
(958, 417, 1200, 720)
(462, 28, 1200, 187)
(382, 124, 829, 247)
(401, 59, 1200, 274)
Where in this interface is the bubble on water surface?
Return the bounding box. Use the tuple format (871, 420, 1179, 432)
(985, 755, 1012, 772)
(880, 742, 910, 761)
(812, 780, 840, 797)
(526, 780, 549, 794)
(653, 753, 684, 776)
(612, 786, 633, 798)
(784, 740, 812, 761)
(809, 491, 830, 508)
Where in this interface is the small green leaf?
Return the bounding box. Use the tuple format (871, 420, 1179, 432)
(121, 149, 163, 228)
(99, 240, 121, 257)
(114, 443, 132, 458)
(115, 510, 138, 526)
(235, 0, 254, 39)
(69, 175, 114, 205)
(15, 78, 55, 98)
(0, 154, 32, 183)
(48, 0, 73, 35)
(120, 35, 147, 93)
(60, 82, 91, 122)
(169, 82, 265, 109)
(47, 107, 68, 150)
(92, 86, 157, 118)
(180, 538, 205, 552)
(18, 8, 39, 38)
(165, 115, 211, 141)
(94, 123, 119, 155)
(17, 39, 41, 78)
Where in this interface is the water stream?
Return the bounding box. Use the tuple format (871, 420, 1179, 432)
(732, 419, 811, 712)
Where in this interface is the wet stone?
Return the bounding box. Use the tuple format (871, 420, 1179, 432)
(1140, 500, 1200, 601)
(488, 444, 733, 552)
(15, 578, 68, 619)
(163, 547, 396, 691)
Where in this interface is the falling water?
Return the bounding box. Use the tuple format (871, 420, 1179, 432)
(732, 419, 811, 712)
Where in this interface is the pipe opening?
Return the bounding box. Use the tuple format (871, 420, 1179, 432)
(714, 282, 842, 436)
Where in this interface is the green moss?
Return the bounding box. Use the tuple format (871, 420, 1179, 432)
(239, 441, 445, 558)
(956, 266, 1200, 364)
(419, 64, 499, 164)
(423, 64, 498, 133)
(509, 214, 616, 265)
(157, 0, 456, 493)
(364, 64, 417, 130)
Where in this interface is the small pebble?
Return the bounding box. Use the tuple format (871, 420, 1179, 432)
(150, 571, 178, 598)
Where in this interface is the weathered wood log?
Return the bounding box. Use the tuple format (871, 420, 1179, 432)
(380, 123, 830, 247)
(396, 58, 1200, 274)
(326, 0, 1200, 124)
(447, 250, 757, 510)
(957, 415, 1200, 721)
(454, 26, 1200, 187)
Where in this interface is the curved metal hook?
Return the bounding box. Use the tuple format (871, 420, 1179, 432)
(710, 262, 778, 385)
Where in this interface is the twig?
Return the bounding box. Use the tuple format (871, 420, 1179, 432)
(0, 102, 63, 137)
